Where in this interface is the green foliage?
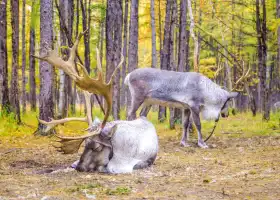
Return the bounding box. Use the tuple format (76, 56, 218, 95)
(105, 187, 131, 195)
(199, 57, 216, 79)
(30, 0, 40, 29)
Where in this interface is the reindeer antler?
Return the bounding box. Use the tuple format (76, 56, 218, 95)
(231, 60, 251, 92)
(33, 31, 124, 154)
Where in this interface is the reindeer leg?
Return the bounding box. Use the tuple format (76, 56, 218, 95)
(180, 109, 191, 147)
(191, 108, 208, 148)
(128, 96, 145, 121)
(140, 105, 152, 117)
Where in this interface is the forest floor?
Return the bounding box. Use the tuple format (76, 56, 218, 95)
(0, 111, 280, 200)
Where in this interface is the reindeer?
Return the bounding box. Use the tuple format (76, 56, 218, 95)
(33, 31, 158, 173)
(125, 68, 249, 148)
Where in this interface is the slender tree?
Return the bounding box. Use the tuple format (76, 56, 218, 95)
(120, 0, 129, 109)
(80, 0, 90, 73)
(29, 0, 38, 111)
(277, 0, 280, 102)
(158, 0, 172, 122)
(187, 0, 199, 72)
(0, 0, 10, 114)
(256, 0, 269, 120)
(169, 0, 177, 129)
(37, 0, 54, 134)
(150, 0, 157, 68)
(126, 0, 138, 119)
(10, 0, 21, 123)
(22, 0, 26, 113)
(106, 0, 123, 120)
(57, 0, 69, 118)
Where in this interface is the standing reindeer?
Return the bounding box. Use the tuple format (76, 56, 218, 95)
(124, 68, 248, 148)
(33, 31, 158, 173)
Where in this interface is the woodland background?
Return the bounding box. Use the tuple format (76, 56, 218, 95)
(0, 0, 280, 132)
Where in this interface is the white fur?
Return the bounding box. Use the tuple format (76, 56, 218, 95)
(106, 117, 158, 174)
(201, 106, 220, 121)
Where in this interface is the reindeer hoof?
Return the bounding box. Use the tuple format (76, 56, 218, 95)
(198, 141, 208, 149)
(180, 141, 191, 147)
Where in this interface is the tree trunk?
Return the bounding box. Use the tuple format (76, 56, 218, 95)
(175, 0, 188, 125)
(178, 0, 187, 73)
(106, 0, 123, 120)
(158, 0, 172, 122)
(120, 0, 128, 109)
(150, 0, 157, 68)
(68, 0, 74, 115)
(29, 30, 36, 112)
(0, 0, 10, 114)
(21, 0, 26, 113)
(277, 0, 280, 102)
(187, 0, 199, 72)
(256, 0, 269, 120)
(80, 0, 90, 73)
(158, 0, 162, 52)
(169, 0, 177, 129)
(38, 0, 54, 135)
(57, 0, 69, 118)
(10, 0, 21, 123)
(126, 0, 138, 119)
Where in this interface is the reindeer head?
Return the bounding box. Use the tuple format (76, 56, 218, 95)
(220, 92, 239, 118)
(75, 120, 118, 172)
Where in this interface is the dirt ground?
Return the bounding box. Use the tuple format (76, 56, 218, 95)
(0, 131, 280, 200)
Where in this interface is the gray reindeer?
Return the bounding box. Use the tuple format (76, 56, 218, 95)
(125, 68, 240, 148)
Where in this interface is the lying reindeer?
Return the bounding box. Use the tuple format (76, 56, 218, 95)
(72, 117, 158, 173)
(124, 68, 248, 148)
(33, 31, 158, 173)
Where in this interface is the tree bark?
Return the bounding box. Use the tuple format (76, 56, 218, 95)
(277, 0, 280, 103)
(120, 0, 129, 109)
(175, 0, 188, 125)
(10, 0, 21, 123)
(57, 0, 69, 118)
(106, 0, 123, 120)
(178, 0, 187, 73)
(150, 0, 157, 68)
(29, 35, 36, 109)
(169, 0, 177, 129)
(80, 0, 90, 73)
(38, 0, 54, 134)
(21, 0, 26, 113)
(158, 0, 172, 122)
(187, 0, 199, 72)
(0, 0, 10, 114)
(256, 0, 269, 120)
(68, 0, 74, 115)
(126, 0, 138, 119)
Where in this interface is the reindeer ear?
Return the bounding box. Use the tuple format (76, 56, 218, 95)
(228, 92, 238, 99)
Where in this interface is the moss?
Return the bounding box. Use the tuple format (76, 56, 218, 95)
(105, 186, 131, 195)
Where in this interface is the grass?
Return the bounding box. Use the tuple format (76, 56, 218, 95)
(0, 105, 279, 147)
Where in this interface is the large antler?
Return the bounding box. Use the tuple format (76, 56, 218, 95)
(231, 60, 251, 92)
(33, 31, 124, 154)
